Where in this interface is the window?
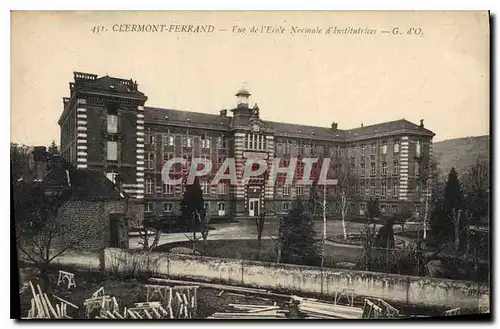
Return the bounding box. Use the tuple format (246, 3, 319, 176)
(219, 137, 228, 149)
(394, 139, 400, 153)
(371, 143, 377, 155)
(416, 140, 422, 158)
(246, 134, 265, 150)
(282, 184, 291, 196)
(201, 180, 210, 194)
(107, 115, 118, 133)
(204, 202, 210, 211)
(283, 202, 290, 211)
(145, 203, 153, 212)
(370, 163, 376, 177)
(350, 163, 356, 175)
(335, 146, 342, 157)
(360, 182, 365, 196)
(360, 144, 366, 156)
(360, 163, 365, 177)
(370, 182, 376, 196)
(393, 160, 399, 175)
(163, 183, 174, 194)
(415, 206, 421, 217)
(183, 136, 192, 148)
(415, 162, 421, 177)
(382, 141, 387, 155)
(147, 133, 155, 145)
(393, 182, 399, 198)
(106, 172, 118, 184)
(381, 181, 387, 196)
(201, 137, 210, 149)
(380, 204, 387, 213)
(295, 184, 304, 196)
(416, 185, 422, 198)
(284, 141, 291, 154)
(218, 202, 226, 211)
(147, 153, 155, 170)
(163, 134, 174, 147)
(163, 203, 173, 212)
(107, 141, 118, 161)
(217, 183, 227, 195)
(382, 162, 387, 176)
(163, 153, 174, 164)
(391, 205, 398, 213)
(145, 179, 154, 194)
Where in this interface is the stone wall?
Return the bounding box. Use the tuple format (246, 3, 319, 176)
(103, 248, 489, 310)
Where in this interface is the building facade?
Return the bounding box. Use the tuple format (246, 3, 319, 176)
(58, 72, 435, 226)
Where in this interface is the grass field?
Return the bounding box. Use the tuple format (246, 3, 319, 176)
(155, 238, 363, 265)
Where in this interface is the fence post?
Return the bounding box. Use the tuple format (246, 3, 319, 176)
(406, 276, 411, 306)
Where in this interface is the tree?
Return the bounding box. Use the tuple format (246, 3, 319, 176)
(396, 204, 414, 235)
(332, 160, 357, 240)
(255, 201, 278, 261)
(48, 140, 59, 155)
(14, 184, 90, 289)
(463, 160, 489, 223)
(138, 214, 162, 251)
(278, 200, 321, 266)
(179, 177, 204, 252)
(199, 208, 211, 255)
(359, 198, 380, 270)
(415, 153, 438, 240)
(11, 143, 33, 182)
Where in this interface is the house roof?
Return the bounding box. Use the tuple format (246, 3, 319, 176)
(144, 107, 434, 141)
(38, 155, 124, 201)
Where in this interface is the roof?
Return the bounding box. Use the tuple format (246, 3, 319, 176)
(72, 72, 147, 100)
(38, 155, 124, 201)
(344, 119, 435, 140)
(145, 107, 232, 131)
(144, 107, 434, 141)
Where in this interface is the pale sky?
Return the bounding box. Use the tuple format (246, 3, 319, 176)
(11, 11, 490, 146)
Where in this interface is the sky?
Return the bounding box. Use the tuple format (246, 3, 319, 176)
(11, 11, 490, 146)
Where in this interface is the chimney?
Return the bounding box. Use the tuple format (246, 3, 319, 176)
(361, 123, 364, 127)
(331, 122, 338, 131)
(420, 119, 424, 128)
(220, 109, 228, 117)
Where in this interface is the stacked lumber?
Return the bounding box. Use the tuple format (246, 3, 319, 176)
(23, 281, 77, 319)
(207, 303, 287, 319)
(292, 296, 363, 319)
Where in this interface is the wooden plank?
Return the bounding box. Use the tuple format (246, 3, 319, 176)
(52, 295, 79, 309)
(144, 309, 153, 319)
(151, 307, 162, 319)
(56, 304, 61, 318)
(36, 285, 50, 318)
(149, 278, 269, 294)
(127, 309, 138, 319)
(113, 310, 124, 319)
(247, 306, 281, 313)
(106, 311, 116, 319)
(43, 293, 58, 318)
(29, 282, 44, 318)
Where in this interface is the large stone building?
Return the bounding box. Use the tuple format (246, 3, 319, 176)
(58, 72, 435, 226)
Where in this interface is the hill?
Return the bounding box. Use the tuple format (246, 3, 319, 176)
(433, 135, 490, 177)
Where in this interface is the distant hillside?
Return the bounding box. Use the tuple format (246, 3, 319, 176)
(433, 135, 490, 177)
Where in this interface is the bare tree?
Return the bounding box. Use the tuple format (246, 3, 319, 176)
(396, 204, 414, 235)
(199, 209, 211, 255)
(15, 186, 91, 288)
(463, 160, 489, 223)
(270, 216, 285, 264)
(138, 217, 162, 251)
(255, 202, 277, 260)
(449, 208, 462, 252)
(333, 161, 357, 240)
(415, 153, 438, 241)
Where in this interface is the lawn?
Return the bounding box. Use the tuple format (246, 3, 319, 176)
(154, 238, 363, 265)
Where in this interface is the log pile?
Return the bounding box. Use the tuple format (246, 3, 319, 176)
(207, 303, 288, 319)
(23, 281, 78, 319)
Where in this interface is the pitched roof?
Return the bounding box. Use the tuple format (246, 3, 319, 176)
(143, 107, 434, 140)
(145, 107, 232, 131)
(344, 119, 435, 140)
(37, 155, 124, 201)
